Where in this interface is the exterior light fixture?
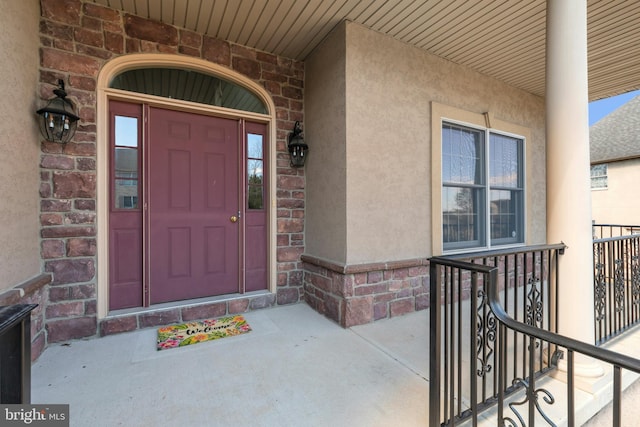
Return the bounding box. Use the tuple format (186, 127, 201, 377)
(36, 79, 79, 144)
(287, 121, 308, 168)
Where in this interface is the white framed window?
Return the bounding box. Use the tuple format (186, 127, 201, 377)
(590, 164, 607, 190)
(441, 122, 525, 251)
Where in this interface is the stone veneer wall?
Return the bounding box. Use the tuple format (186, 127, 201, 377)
(38, 0, 305, 342)
(302, 255, 430, 327)
(301, 251, 542, 328)
(0, 275, 51, 361)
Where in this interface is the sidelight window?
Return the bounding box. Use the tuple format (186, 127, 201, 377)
(113, 116, 140, 209)
(247, 134, 264, 210)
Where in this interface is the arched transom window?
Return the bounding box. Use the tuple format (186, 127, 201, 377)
(110, 67, 267, 114)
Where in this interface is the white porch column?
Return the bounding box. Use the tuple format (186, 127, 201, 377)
(545, 0, 597, 352)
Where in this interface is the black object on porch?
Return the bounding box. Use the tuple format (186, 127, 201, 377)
(0, 304, 37, 403)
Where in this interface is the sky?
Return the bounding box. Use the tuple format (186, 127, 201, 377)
(589, 89, 640, 126)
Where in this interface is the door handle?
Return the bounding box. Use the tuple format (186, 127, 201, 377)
(230, 215, 238, 223)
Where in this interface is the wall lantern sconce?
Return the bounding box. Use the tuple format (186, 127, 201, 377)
(36, 79, 79, 144)
(288, 121, 308, 168)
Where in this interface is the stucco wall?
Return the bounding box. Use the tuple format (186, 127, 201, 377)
(304, 23, 348, 263)
(591, 159, 640, 225)
(305, 21, 546, 265)
(0, 0, 42, 291)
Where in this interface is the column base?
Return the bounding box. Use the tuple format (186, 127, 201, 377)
(551, 354, 607, 394)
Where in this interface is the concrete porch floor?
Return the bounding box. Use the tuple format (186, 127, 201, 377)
(31, 302, 640, 426)
(32, 304, 429, 426)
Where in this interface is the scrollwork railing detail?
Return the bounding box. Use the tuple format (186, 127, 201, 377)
(476, 289, 497, 377)
(525, 276, 543, 329)
(614, 259, 625, 313)
(594, 260, 607, 322)
(502, 378, 557, 427)
(632, 255, 640, 307)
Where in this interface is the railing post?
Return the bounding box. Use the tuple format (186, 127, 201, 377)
(429, 261, 441, 427)
(493, 266, 506, 425)
(0, 304, 37, 404)
(568, 350, 574, 427)
(613, 366, 621, 427)
(470, 270, 479, 426)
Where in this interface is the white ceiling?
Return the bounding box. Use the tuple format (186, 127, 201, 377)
(90, 0, 640, 101)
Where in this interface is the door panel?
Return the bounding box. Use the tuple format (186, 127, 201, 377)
(245, 221, 266, 289)
(109, 223, 143, 308)
(148, 107, 239, 304)
(168, 150, 191, 208)
(168, 227, 191, 277)
(205, 153, 226, 208)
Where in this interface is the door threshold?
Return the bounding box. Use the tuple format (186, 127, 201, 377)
(107, 290, 272, 318)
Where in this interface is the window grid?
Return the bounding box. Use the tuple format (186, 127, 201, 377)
(590, 164, 608, 189)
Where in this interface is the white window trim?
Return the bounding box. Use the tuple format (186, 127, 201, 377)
(431, 102, 531, 255)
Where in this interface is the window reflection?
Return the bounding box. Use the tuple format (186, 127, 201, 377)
(489, 133, 523, 244)
(110, 68, 268, 114)
(247, 133, 264, 210)
(442, 125, 484, 185)
(442, 122, 523, 250)
(114, 116, 139, 209)
(442, 186, 484, 245)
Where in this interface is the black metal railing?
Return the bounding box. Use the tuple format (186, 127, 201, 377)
(593, 231, 640, 345)
(429, 244, 565, 426)
(429, 256, 640, 427)
(592, 223, 640, 239)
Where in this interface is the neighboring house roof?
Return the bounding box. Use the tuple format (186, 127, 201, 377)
(590, 95, 640, 164)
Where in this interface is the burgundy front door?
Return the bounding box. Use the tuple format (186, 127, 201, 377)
(147, 107, 240, 304)
(109, 101, 269, 310)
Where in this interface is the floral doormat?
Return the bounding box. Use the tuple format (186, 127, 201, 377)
(156, 315, 252, 350)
